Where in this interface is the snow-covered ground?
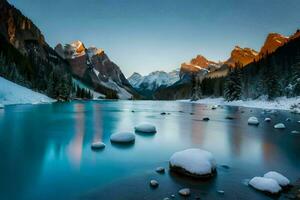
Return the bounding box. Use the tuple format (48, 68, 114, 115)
(0, 77, 55, 106)
(179, 96, 300, 111)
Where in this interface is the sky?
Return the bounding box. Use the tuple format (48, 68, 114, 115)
(8, 0, 300, 77)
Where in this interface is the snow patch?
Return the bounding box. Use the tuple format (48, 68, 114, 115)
(179, 96, 300, 112)
(0, 77, 55, 105)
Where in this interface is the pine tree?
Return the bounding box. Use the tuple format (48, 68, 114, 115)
(224, 64, 242, 101)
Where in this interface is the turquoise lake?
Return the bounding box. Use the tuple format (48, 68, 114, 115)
(0, 101, 299, 200)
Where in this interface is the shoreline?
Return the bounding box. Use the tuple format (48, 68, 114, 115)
(178, 96, 300, 112)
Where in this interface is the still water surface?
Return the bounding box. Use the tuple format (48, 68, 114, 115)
(0, 101, 299, 200)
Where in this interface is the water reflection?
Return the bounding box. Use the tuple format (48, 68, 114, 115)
(67, 103, 85, 167)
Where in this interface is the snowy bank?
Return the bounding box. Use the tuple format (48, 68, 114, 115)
(179, 96, 300, 111)
(0, 77, 55, 105)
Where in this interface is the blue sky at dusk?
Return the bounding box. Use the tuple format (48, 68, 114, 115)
(8, 0, 300, 77)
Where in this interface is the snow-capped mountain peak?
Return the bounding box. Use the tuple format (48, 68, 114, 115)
(128, 70, 180, 95)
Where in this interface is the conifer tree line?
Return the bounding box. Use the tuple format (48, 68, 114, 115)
(194, 36, 300, 101)
(73, 84, 94, 99)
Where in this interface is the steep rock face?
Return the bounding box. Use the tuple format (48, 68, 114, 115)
(128, 70, 180, 98)
(258, 33, 289, 58)
(225, 46, 258, 67)
(55, 41, 135, 99)
(180, 55, 220, 79)
(0, 0, 72, 99)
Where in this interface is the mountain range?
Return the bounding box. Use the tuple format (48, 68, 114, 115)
(0, 0, 136, 100)
(152, 30, 300, 100)
(128, 70, 179, 98)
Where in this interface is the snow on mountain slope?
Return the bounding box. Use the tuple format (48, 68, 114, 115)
(128, 70, 180, 92)
(0, 77, 55, 105)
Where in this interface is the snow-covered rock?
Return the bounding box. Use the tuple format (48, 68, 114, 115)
(263, 171, 290, 187)
(248, 117, 259, 125)
(291, 130, 300, 134)
(169, 148, 216, 178)
(134, 123, 157, 133)
(110, 132, 135, 143)
(155, 167, 165, 174)
(178, 188, 191, 196)
(249, 177, 282, 194)
(91, 141, 106, 150)
(0, 77, 55, 105)
(274, 123, 285, 129)
(150, 180, 159, 188)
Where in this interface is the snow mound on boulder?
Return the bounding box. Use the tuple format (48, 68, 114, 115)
(248, 117, 259, 125)
(110, 132, 135, 143)
(91, 141, 106, 149)
(274, 123, 285, 129)
(249, 177, 281, 194)
(134, 123, 157, 133)
(263, 171, 290, 187)
(169, 148, 216, 178)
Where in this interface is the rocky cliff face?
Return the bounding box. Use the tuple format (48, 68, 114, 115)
(180, 55, 220, 79)
(0, 0, 73, 99)
(55, 41, 136, 99)
(258, 33, 289, 58)
(225, 46, 258, 67)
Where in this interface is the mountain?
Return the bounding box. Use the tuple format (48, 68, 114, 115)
(258, 33, 289, 58)
(128, 70, 180, 98)
(155, 29, 300, 100)
(55, 41, 136, 99)
(224, 46, 258, 67)
(180, 55, 220, 79)
(201, 30, 300, 99)
(0, 0, 73, 99)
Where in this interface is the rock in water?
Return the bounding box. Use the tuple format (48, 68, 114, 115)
(0, 104, 4, 109)
(110, 132, 135, 143)
(274, 123, 285, 129)
(178, 188, 191, 196)
(248, 117, 259, 125)
(264, 118, 271, 122)
(150, 180, 159, 188)
(91, 141, 105, 150)
(134, 123, 156, 133)
(203, 117, 210, 121)
(249, 177, 282, 194)
(264, 171, 290, 187)
(291, 130, 300, 134)
(155, 167, 165, 174)
(212, 105, 218, 110)
(169, 148, 216, 178)
(217, 190, 225, 195)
